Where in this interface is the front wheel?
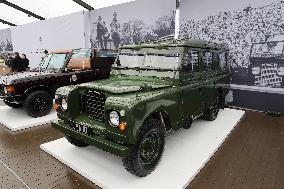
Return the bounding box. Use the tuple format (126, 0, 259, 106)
(65, 134, 89, 147)
(23, 90, 53, 118)
(123, 118, 165, 177)
(3, 100, 22, 108)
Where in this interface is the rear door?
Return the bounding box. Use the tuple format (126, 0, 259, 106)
(200, 49, 217, 106)
(180, 47, 204, 122)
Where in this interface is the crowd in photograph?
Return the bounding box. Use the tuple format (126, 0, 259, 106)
(180, 1, 284, 69)
(91, 11, 175, 50)
(4, 52, 29, 72)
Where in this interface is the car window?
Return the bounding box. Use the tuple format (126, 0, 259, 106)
(219, 52, 227, 70)
(182, 49, 199, 72)
(203, 52, 213, 71)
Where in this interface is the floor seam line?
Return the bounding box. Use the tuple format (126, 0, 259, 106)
(0, 158, 31, 189)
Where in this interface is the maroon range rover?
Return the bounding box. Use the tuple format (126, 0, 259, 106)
(0, 48, 117, 117)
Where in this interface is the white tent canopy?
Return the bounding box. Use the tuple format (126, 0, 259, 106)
(0, 0, 133, 29)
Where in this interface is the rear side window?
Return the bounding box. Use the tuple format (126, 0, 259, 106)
(183, 49, 199, 72)
(219, 52, 227, 70)
(203, 52, 213, 71)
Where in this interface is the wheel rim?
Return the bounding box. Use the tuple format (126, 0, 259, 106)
(139, 131, 162, 167)
(32, 97, 49, 113)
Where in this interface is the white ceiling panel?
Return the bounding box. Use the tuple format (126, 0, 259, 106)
(0, 3, 37, 25)
(0, 22, 10, 30)
(83, 0, 134, 9)
(8, 0, 87, 19)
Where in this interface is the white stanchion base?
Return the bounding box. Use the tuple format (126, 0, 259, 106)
(40, 109, 245, 189)
(0, 106, 57, 131)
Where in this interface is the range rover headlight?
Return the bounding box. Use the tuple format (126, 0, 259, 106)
(109, 111, 119, 127)
(3, 86, 7, 94)
(252, 67, 260, 75)
(61, 98, 68, 111)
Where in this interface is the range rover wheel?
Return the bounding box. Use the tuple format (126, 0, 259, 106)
(203, 99, 219, 121)
(122, 118, 165, 177)
(64, 134, 89, 147)
(3, 100, 22, 108)
(23, 90, 53, 118)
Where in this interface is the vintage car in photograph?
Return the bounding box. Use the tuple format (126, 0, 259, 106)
(0, 48, 117, 117)
(52, 39, 231, 177)
(248, 40, 284, 88)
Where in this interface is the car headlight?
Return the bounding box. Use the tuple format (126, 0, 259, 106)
(109, 111, 119, 127)
(252, 67, 260, 75)
(3, 87, 7, 94)
(61, 98, 68, 111)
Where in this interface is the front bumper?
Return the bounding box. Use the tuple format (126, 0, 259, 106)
(51, 120, 129, 157)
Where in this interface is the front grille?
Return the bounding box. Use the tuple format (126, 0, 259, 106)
(81, 89, 105, 121)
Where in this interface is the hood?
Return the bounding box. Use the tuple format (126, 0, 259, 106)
(0, 71, 57, 85)
(79, 79, 173, 94)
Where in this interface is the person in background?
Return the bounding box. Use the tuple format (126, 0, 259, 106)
(5, 53, 14, 72)
(12, 52, 23, 72)
(96, 16, 104, 49)
(102, 21, 109, 49)
(21, 54, 29, 71)
(110, 12, 121, 50)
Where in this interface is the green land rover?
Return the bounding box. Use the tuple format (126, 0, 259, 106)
(52, 39, 230, 177)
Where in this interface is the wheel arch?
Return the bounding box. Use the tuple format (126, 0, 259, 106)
(24, 85, 54, 97)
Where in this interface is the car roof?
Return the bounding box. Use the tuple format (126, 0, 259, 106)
(49, 50, 72, 54)
(120, 39, 229, 51)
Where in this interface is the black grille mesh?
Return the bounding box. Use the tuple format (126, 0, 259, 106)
(81, 90, 105, 121)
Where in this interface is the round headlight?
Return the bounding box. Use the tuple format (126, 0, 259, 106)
(109, 111, 119, 127)
(61, 98, 68, 111)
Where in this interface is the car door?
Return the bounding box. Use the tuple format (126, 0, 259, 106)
(180, 47, 204, 123)
(66, 49, 97, 85)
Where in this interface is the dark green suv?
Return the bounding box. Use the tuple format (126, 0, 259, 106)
(52, 39, 230, 177)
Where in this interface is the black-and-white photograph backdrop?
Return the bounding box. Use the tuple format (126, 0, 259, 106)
(180, 0, 284, 114)
(89, 0, 176, 50)
(0, 29, 13, 53)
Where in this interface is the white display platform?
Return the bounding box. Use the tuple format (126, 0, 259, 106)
(40, 109, 245, 189)
(0, 106, 57, 131)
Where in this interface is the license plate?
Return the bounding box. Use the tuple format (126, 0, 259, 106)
(73, 123, 90, 135)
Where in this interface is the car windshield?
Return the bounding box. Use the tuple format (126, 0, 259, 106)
(71, 49, 91, 59)
(251, 41, 284, 58)
(114, 47, 182, 70)
(38, 53, 69, 70)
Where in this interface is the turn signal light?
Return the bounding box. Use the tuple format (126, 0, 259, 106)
(53, 103, 60, 110)
(118, 122, 127, 132)
(7, 85, 15, 93)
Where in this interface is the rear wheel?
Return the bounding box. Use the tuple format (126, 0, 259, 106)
(123, 118, 165, 177)
(3, 100, 22, 108)
(203, 98, 219, 121)
(23, 90, 53, 118)
(65, 134, 89, 147)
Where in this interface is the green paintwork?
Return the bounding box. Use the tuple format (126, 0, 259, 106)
(52, 39, 231, 157)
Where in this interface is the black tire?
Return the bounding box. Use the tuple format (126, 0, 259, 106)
(3, 100, 22, 108)
(183, 118, 192, 129)
(65, 134, 89, 147)
(203, 99, 220, 121)
(123, 118, 165, 177)
(23, 90, 53, 118)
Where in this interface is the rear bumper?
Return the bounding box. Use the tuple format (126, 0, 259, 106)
(51, 120, 129, 157)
